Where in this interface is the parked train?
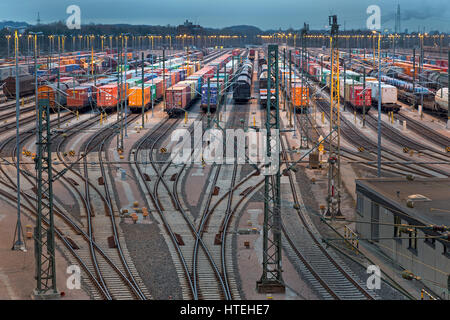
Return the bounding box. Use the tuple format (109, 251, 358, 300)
(233, 59, 253, 103)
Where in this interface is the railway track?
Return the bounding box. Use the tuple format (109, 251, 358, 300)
(0, 113, 115, 299)
(395, 112, 450, 150)
(0, 95, 35, 111)
(279, 134, 378, 300)
(306, 77, 450, 177)
(147, 115, 230, 300)
(56, 113, 149, 299)
(188, 92, 249, 300)
(132, 117, 198, 299)
(363, 111, 449, 162)
(0, 109, 150, 299)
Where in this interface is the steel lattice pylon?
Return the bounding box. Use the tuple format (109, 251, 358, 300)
(326, 15, 343, 219)
(33, 98, 58, 299)
(257, 44, 285, 293)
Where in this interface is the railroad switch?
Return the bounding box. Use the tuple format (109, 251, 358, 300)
(214, 233, 222, 245)
(402, 270, 420, 281)
(25, 225, 33, 239)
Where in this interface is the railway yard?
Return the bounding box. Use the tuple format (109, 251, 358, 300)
(0, 19, 449, 303)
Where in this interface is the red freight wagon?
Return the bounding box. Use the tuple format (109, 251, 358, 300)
(66, 84, 95, 109)
(348, 85, 372, 109)
(97, 83, 128, 108)
(165, 83, 191, 115)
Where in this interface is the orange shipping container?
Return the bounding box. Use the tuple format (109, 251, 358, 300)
(291, 83, 309, 108)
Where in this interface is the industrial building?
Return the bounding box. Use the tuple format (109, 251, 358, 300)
(356, 178, 450, 299)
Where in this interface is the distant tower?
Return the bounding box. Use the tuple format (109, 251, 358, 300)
(37, 12, 41, 25)
(395, 4, 401, 33)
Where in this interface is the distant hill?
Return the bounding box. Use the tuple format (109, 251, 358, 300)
(221, 25, 262, 35)
(0, 20, 30, 30)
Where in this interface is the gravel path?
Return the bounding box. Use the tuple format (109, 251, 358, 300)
(121, 221, 183, 300)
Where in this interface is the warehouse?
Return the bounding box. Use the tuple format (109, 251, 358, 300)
(355, 178, 450, 300)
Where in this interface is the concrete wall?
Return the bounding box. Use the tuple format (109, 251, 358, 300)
(356, 192, 450, 300)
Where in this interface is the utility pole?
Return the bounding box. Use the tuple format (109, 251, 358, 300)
(283, 48, 286, 112)
(124, 35, 129, 137)
(257, 44, 285, 294)
(363, 67, 366, 127)
(12, 30, 25, 251)
(299, 23, 309, 149)
(57, 35, 61, 129)
(289, 49, 293, 135)
(413, 48, 416, 106)
(141, 52, 145, 128)
(207, 77, 211, 128)
(377, 33, 382, 177)
(325, 15, 343, 219)
(447, 50, 450, 129)
(163, 49, 166, 112)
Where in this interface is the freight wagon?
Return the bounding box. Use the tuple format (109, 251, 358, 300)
(37, 80, 79, 107)
(128, 84, 156, 111)
(3, 75, 35, 99)
(434, 88, 448, 112)
(258, 65, 275, 107)
(200, 83, 222, 112)
(165, 83, 193, 116)
(96, 83, 128, 110)
(291, 79, 309, 109)
(249, 49, 256, 61)
(66, 84, 96, 109)
(365, 81, 400, 112)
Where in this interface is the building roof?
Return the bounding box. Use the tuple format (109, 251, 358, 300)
(356, 178, 450, 227)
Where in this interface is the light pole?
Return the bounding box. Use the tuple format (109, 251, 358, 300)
(373, 30, 382, 177)
(12, 29, 25, 251)
(6, 35, 12, 60)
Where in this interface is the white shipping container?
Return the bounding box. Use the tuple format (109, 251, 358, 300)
(435, 88, 448, 111)
(367, 81, 397, 104)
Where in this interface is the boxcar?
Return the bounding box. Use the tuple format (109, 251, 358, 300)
(165, 83, 191, 116)
(96, 83, 128, 110)
(3, 75, 35, 99)
(37, 80, 79, 107)
(128, 84, 156, 111)
(66, 84, 96, 109)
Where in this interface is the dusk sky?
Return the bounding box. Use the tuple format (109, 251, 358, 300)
(1, 0, 449, 31)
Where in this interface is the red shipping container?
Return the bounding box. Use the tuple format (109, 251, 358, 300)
(349, 86, 371, 107)
(97, 83, 128, 107)
(166, 84, 190, 111)
(66, 84, 94, 108)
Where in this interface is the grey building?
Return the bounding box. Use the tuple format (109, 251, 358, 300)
(355, 178, 450, 300)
